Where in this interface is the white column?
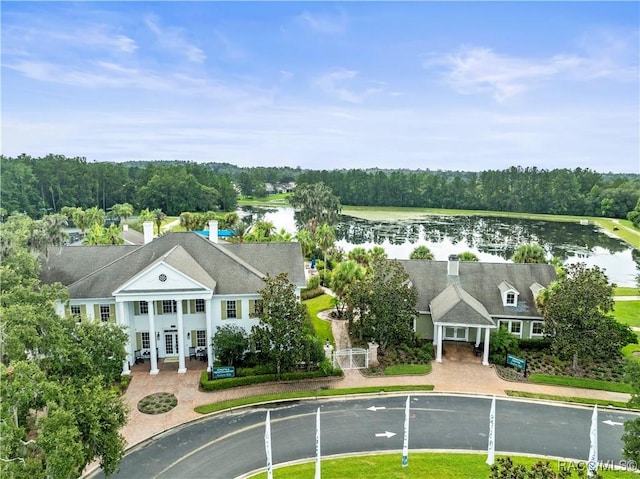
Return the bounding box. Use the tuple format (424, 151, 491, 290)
(177, 300, 186, 374)
(117, 300, 131, 375)
(149, 303, 159, 375)
(432, 322, 438, 346)
(482, 327, 491, 366)
(436, 324, 443, 363)
(475, 327, 482, 347)
(205, 299, 213, 372)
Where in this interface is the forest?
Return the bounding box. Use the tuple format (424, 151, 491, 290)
(1, 154, 639, 221)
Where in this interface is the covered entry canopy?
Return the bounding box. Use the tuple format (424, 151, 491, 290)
(430, 284, 496, 365)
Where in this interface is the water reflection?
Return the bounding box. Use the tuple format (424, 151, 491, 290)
(239, 206, 638, 286)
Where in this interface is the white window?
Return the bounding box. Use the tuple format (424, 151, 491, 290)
(196, 330, 207, 347)
(162, 300, 177, 314)
(70, 305, 81, 322)
(99, 305, 111, 322)
(141, 331, 151, 349)
(226, 300, 237, 319)
(506, 293, 516, 305)
(139, 301, 148, 314)
(510, 321, 522, 336)
(195, 299, 205, 313)
(531, 321, 544, 337)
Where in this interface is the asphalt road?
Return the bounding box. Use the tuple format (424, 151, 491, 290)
(93, 395, 639, 479)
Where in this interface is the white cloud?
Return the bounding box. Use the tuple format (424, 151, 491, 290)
(429, 47, 585, 101)
(315, 69, 384, 103)
(144, 15, 206, 63)
(295, 8, 348, 35)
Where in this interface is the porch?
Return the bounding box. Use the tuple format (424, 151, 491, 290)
(130, 355, 209, 373)
(437, 341, 486, 363)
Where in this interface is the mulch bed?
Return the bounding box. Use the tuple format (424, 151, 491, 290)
(137, 392, 178, 415)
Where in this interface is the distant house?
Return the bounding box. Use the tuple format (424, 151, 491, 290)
(400, 255, 556, 365)
(40, 221, 305, 375)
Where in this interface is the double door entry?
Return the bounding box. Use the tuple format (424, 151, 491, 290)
(164, 330, 179, 356)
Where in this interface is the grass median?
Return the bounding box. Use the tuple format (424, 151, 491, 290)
(505, 390, 633, 409)
(194, 385, 434, 415)
(249, 452, 638, 478)
(384, 364, 432, 375)
(527, 374, 633, 394)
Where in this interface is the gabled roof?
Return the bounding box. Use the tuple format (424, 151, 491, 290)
(398, 260, 556, 318)
(430, 284, 494, 326)
(41, 232, 305, 299)
(498, 280, 517, 295)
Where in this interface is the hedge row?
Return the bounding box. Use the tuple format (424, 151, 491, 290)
(301, 287, 324, 300)
(200, 369, 343, 392)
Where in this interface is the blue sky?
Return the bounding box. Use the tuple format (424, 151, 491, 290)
(2, 2, 638, 173)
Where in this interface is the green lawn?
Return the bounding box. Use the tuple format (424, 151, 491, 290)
(622, 341, 640, 358)
(505, 390, 631, 409)
(238, 193, 292, 205)
(384, 364, 432, 375)
(614, 287, 639, 296)
(527, 374, 633, 393)
(304, 294, 336, 346)
(250, 452, 637, 478)
(612, 301, 640, 328)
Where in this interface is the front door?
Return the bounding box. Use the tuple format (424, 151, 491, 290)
(164, 330, 179, 356)
(444, 326, 468, 341)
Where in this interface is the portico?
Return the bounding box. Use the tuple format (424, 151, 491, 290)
(430, 283, 496, 366)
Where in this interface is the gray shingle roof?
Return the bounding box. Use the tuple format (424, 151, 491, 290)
(430, 284, 494, 326)
(398, 260, 556, 319)
(41, 233, 305, 299)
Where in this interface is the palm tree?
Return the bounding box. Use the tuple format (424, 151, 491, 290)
(110, 203, 134, 223)
(458, 251, 479, 262)
(295, 228, 314, 259)
(409, 245, 434, 260)
(70, 208, 89, 237)
(152, 208, 167, 235)
(330, 260, 365, 300)
(512, 243, 546, 264)
(42, 213, 68, 249)
(347, 247, 368, 266)
(315, 223, 336, 286)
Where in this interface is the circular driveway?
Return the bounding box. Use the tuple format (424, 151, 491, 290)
(93, 395, 639, 478)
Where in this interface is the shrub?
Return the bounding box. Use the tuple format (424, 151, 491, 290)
(518, 338, 551, 351)
(304, 275, 321, 291)
(199, 368, 342, 392)
(301, 287, 324, 300)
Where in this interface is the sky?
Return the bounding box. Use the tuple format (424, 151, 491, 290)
(2, 1, 639, 173)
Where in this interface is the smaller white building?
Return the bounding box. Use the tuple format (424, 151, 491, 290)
(40, 222, 306, 375)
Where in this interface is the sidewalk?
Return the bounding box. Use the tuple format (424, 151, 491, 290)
(116, 314, 633, 453)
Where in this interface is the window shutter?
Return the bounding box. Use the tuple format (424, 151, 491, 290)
(191, 330, 197, 348)
(221, 301, 227, 320)
(182, 300, 188, 314)
(237, 301, 242, 319)
(134, 301, 140, 315)
(189, 300, 196, 314)
(80, 304, 87, 322)
(136, 332, 142, 350)
(156, 301, 163, 315)
(109, 304, 116, 322)
(94, 304, 99, 322)
(249, 300, 255, 317)
(65, 305, 71, 316)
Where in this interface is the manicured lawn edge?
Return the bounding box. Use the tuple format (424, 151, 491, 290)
(622, 342, 640, 358)
(384, 364, 432, 375)
(505, 390, 635, 410)
(614, 287, 639, 296)
(528, 374, 633, 393)
(304, 294, 335, 345)
(249, 452, 639, 479)
(194, 385, 434, 414)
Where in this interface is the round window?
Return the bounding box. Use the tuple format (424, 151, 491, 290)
(159, 273, 167, 282)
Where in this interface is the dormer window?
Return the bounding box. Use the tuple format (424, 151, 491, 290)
(498, 281, 519, 307)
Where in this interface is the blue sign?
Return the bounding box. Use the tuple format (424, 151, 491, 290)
(506, 354, 526, 370)
(212, 366, 235, 379)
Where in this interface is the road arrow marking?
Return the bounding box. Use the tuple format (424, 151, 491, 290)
(367, 406, 387, 412)
(375, 431, 396, 439)
(602, 420, 624, 426)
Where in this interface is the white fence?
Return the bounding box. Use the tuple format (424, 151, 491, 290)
(332, 348, 369, 370)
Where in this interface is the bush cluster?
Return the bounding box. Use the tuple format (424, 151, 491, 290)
(301, 287, 324, 300)
(199, 368, 342, 392)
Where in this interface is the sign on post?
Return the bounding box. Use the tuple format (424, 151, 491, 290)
(506, 354, 526, 370)
(212, 366, 235, 379)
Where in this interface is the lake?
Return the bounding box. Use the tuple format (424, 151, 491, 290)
(239, 206, 639, 287)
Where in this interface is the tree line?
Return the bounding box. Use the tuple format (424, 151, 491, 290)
(3, 155, 639, 221)
(296, 166, 639, 219)
(1, 155, 238, 217)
